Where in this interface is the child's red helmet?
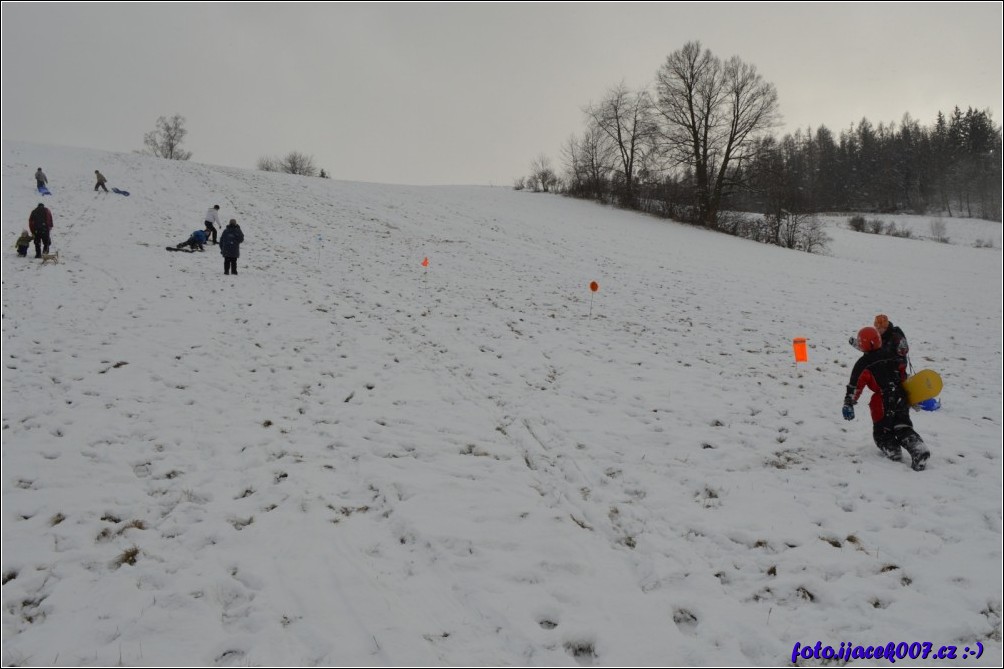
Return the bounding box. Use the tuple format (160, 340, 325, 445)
(856, 326, 882, 352)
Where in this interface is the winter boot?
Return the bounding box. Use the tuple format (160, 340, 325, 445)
(907, 431, 927, 468)
(877, 441, 902, 461)
(898, 429, 930, 471)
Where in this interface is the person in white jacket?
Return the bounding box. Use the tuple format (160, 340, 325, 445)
(204, 205, 221, 244)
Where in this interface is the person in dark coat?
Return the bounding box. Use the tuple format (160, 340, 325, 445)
(94, 170, 108, 192)
(848, 314, 910, 378)
(28, 203, 53, 258)
(843, 326, 929, 471)
(219, 219, 244, 275)
(873, 314, 910, 376)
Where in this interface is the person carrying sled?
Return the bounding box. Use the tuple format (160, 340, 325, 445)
(94, 170, 109, 192)
(35, 168, 48, 190)
(219, 219, 244, 275)
(15, 230, 33, 257)
(849, 314, 910, 376)
(204, 204, 221, 244)
(176, 229, 208, 251)
(28, 203, 53, 258)
(842, 326, 929, 471)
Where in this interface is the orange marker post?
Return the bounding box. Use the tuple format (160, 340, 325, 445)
(792, 337, 808, 363)
(589, 281, 599, 318)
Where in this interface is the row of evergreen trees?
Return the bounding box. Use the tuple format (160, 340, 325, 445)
(554, 106, 1001, 224)
(728, 107, 1002, 222)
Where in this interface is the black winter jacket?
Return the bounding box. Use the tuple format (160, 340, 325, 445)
(219, 224, 244, 258)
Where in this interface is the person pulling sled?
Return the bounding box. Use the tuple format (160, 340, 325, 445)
(843, 326, 930, 471)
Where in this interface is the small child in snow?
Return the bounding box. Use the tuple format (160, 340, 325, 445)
(842, 326, 929, 471)
(16, 230, 33, 257)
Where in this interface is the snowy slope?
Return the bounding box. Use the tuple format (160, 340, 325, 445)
(2, 141, 1001, 667)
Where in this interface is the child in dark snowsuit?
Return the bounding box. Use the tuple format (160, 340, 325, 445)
(16, 230, 33, 257)
(843, 326, 929, 471)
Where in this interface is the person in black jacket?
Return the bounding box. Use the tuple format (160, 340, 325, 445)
(849, 314, 911, 378)
(28, 203, 53, 258)
(873, 314, 909, 374)
(842, 326, 929, 471)
(219, 219, 244, 275)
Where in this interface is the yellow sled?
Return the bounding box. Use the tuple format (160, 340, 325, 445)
(903, 369, 943, 405)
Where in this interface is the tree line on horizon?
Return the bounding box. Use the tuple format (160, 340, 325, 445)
(141, 114, 330, 178)
(519, 41, 1002, 247)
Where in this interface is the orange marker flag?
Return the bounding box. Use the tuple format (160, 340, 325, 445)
(792, 337, 808, 363)
(588, 281, 600, 318)
(421, 257, 429, 267)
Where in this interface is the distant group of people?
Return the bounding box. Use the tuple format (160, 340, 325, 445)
(175, 204, 244, 275)
(34, 166, 108, 192)
(21, 167, 245, 275)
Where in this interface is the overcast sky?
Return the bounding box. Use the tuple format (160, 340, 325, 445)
(3, 2, 1001, 186)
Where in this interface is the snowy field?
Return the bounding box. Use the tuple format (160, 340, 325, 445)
(2, 141, 1001, 666)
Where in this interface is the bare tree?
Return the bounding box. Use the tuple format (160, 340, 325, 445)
(280, 151, 317, 176)
(800, 216, 831, 254)
(584, 83, 656, 207)
(564, 124, 615, 201)
(256, 156, 281, 172)
(654, 41, 779, 227)
(529, 154, 558, 193)
(143, 114, 193, 160)
(561, 135, 585, 193)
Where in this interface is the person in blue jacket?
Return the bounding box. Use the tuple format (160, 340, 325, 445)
(219, 219, 244, 275)
(176, 229, 208, 251)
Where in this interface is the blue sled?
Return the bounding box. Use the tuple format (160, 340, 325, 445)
(111, 188, 130, 196)
(38, 185, 51, 196)
(917, 398, 941, 411)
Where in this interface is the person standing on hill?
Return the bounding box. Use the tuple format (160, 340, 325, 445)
(219, 219, 244, 275)
(35, 168, 48, 190)
(28, 203, 53, 258)
(94, 170, 108, 192)
(204, 205, 221, 244)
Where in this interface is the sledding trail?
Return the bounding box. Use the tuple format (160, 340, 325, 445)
(2, 142, 1000, 666)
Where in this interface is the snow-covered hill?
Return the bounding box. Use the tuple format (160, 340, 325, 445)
(2, 141, 1001, 666)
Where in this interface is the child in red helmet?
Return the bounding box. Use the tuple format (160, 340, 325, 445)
(843, 326, 930, 471)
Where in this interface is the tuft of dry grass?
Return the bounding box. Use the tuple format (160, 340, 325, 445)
(114, 546, 140, 568)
